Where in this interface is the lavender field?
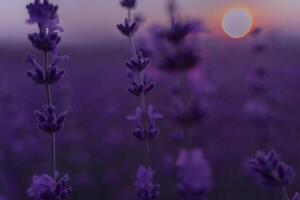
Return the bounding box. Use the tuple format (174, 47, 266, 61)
(0, 0, 300, 200)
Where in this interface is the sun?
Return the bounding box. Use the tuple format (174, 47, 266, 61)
(222, 8, 253, 39)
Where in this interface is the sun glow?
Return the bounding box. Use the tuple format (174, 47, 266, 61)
(222, 8, 253, 39)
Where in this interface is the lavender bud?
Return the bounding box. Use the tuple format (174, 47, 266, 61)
(293, 193, 300, 200)
(117, 19, 138, 37)
(248, 150, 295, 187)
(27, 173, 72, 200)
(126, 51, 151, 72)
(134, 166, 160, 200)
(35, 105, 68, 134)
(120, 0, 136, 9)
(176, 148, 212, 200)
(28, 32, 61, 52)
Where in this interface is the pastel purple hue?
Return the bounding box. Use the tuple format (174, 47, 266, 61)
(176, 148, 212, 200)
(134, 166, 160, 200)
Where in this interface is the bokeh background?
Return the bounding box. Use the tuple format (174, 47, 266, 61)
(0, 0, 300, 199)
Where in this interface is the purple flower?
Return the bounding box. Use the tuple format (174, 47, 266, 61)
(127, 105, 162, 141)
(126, 51, 151, 72)
(117, 19, 138, 37)
(120, 0, 136, 9)
(28, 31, 61, 52)
(26, 54, 65, 85)
(27, 173, 72, 200)
(293, 193, 300, 200)
(26, 0, 59, 30)
(159, 46, 201, 72)
(172, 100, 206, 128)
(27, 174, 56, 200)
(176, 148, 212, 200)
(248, 150, 295, 187)
(128, 73, 155, 97)
(27, 0, 64, 52)
(134, 166, 160, 200)
(160, 21, 203, 44)
(35, 105, 68, 134)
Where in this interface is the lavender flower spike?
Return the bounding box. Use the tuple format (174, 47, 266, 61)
(117, 19, 138, 37)
(248, 150, 295, 187)
(176, 148, 212, 200)
(293, 193, 300, 200)
(35, 105, 68, 134)
(27, 173, 72, 200)
(135, 166, 160, 200)
(120, 0, 136, 9)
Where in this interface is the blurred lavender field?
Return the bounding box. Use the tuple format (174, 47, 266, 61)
(1, 0, 300, 200)
(0, 35, 300, 199)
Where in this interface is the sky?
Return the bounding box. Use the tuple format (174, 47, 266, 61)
(0, 0, 299, 45)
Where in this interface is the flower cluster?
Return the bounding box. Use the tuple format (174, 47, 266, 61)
(117, 0, 161, 199)
(127, 105, 162, 141)
(26, 0, 71, 198)
(134, 166, 160, 200)
(27, 173, 72, 200)
(26, 54, 67, 85)
(176, 148, 212, 200)
(26, 0, 63, 53)
(248, 150, 295, 187)
(35, 105, 68, 134)
(293, 193, 300, 200)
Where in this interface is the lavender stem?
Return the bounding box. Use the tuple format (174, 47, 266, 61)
(127, 8, 151, 167)
(44, 52, 56, 179)
(281, 186, 291, 200)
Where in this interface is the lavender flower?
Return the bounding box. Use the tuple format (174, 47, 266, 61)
(134, 166, 160, 200)
(293, 193, 300, 200)
(35, 105, 68, 134)
(176, 148, 212, 200)
(127, 105, 162, 141)
(26, 0, 59, 28)
(248, 150, 295, 187)
(117, 19, 138, 37)
(26, 0, 70, 192)
(27, 173, 72, 200)
(120, 0, 136, 9)
(118, 0, 162, 198)
(26, 54, 65, 85)
(27, 0, 63, 52)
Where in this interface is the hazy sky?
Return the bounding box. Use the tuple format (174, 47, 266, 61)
(0, 0, 299, 44)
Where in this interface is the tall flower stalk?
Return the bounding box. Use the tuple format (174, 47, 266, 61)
(150, 0, 212, 199)
(25, 1, 71, 199)
(117, 0, 161, 199)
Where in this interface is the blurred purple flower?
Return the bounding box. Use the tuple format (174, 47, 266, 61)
(176, 148, 212, 200)
(27, 173, 72, 200)
(120, 0, 136, 9)
(158, 46, 202, 72)
(127, 105, 162, 141)
(117, 19, 138, 37)
(293, 193, 300, 200)
(159, 21, 204, 44)
(134, 166, 160, 200)
(27, 174, 56, 200)
(35, 105, 68, 134)
(248, 150, 295, 187)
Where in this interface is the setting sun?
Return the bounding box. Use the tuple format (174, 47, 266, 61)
(222, 8, 253, 39)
